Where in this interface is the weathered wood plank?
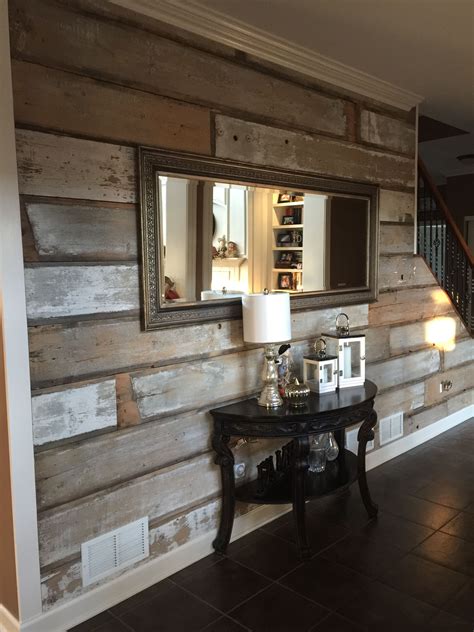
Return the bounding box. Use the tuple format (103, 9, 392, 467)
(378, 255, 436, 291)
(366, 348, 440, 392)
(379, 224, 414, 255)
(25, 264, 140, 321)
(16, 129, 136, 202)
(360, 110, 415, 155)
(12, 60, 211, 153)
(374, 382, 425, 420)
(407, 389, 474, 433)
(360, 326, 390, 363)
(35, 409, 212, 510)
(369, 287, 454, 327)
(215, 115, 415, 188)
(28, 305, 368, 389)
(116, 373, 141, 428)
(379, 189, 415, 223)
(424, 364, 474, 407)
(10, 0, 347, 138)
(32, 379, 117, 446)
(37, 439, 278, 566)
(24, 200, 138, 261)
(444, 337, 474, 370)
(390, 317, 466, 357)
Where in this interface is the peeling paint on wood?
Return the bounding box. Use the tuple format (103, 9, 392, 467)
(379, 224, 414, 255)
(366, 348, 440, 392)
(9, 0, 347, 138)
(32, 379, 117, 446)
(378, 255, 436, 290)
(360, 110, 415, 155)
(12, 60, 212, 154)
(116, 373, 141, 428)
(25, 264, 140, 321)
(215, 115, 415, 188)
(379, 189, 415, 223)
(25, 200, 138, 261)
(16, 129, 137, 202)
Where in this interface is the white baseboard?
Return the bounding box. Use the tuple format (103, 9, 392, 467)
(20, 405, 473, 632)
(0, 606, 20, 632)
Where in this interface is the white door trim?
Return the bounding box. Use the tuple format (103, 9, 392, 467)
(0, 0, 42, 623)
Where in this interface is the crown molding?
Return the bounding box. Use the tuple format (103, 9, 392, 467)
(109, 0, 423, 111)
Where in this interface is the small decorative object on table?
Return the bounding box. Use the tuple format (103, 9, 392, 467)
(325, 433, 339, 461)
(256, 441, 293, 497)
(322, 313, 366, 389)
(303, 338, 338, 394)
(285, 378, 310, 408)
(241, 290, 291, 408)
(309, 434, 327, 473)
(277, 344, 293, 396)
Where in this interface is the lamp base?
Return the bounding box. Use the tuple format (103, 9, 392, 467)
(257, 343, 283, 408)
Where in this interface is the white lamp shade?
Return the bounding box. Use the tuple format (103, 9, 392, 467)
(242, 292, 291, 343)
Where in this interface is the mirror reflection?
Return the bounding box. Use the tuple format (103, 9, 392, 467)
(158, 174, 369, 305)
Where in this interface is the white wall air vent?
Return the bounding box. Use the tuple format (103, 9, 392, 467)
(379, 412, 404, 446)
(345, 426, 374, 454)
(81, 517, 149, 586)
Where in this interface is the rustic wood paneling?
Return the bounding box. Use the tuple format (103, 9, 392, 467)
(215, 115, 416, 188)
(362, 326, 390, 363)
(16, 129, 136, 202)
(444, 338, 474, 370)
(360, 110, 415, 155)
(9, 0, 347, 138)
(366, 348, 440, 392)
(378, 255, 436, 290)
(369, 287, 454, 327)
(28, 305, 368, 389)
(24, 199, 138, 261)
(12, 60, 211, 153)
(32, 379, 117, 446)
(116, 373, 141, 428)
(408, 389, 474, 432)
(389, 318, 466, 357)
(374, 382, 425, 420)
(35, 410, 212, 510)
(25, 264, 140, 321)
(379, 223, 414, 255)
(379, 189, 415, 223)
(424, 364, 474, 407)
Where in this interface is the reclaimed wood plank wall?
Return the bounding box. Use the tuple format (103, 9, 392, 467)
(9, 0, 472, 609)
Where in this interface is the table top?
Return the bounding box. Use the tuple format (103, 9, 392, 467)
(210, 380, 377, 422)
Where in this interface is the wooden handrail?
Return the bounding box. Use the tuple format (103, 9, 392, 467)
(418, 159, 474, 266)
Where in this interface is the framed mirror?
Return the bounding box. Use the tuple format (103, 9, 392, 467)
(139, 148, 379, 330)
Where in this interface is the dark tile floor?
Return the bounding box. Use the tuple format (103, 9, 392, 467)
(70, 419, 474, 632)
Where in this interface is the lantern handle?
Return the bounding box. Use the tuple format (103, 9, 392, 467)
(336, 312, 350, 336)
(314, 337, 327, 358)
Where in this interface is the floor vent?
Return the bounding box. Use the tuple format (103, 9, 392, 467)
(379, 412, 404, 446)
(81, 517, 149, 586)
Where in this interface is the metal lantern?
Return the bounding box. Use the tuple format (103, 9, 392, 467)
(322, 313, 365, 389)
(303, 338, 338, 394)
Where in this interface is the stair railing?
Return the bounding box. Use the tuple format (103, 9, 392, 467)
(417, 159, 473, 335)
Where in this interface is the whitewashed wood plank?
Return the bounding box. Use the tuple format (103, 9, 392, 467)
(444, 337, 474, 370)
(424, 364, 474, 407)
(215, 115, 415, 188)
(360, 110, 415, 154)
(32, 380, 117, 446)
(378, 255, 436, 290)
(390, 317, 466, 356)
(35, 410, 212, 509)
(10, 0, 347, 138)
(16, 129, 137, 202)
(379, 224, 414, 255)
(25, 264, 140, 321)
(369, 287, 454, 328)
(362, 326, 390, 363)
(25, 201, 138, 261)
(374, 382, 425, 420)
(379, 189, 415, 223)
(366, 348, 440, 392)
(407, 389, 474, 433)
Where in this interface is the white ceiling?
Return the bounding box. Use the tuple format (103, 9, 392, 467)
(197, 0, 474, 133)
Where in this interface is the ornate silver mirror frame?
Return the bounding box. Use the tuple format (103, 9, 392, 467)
(139, 147, 379, 330)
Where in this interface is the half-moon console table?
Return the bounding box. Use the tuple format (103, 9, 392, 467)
(210, 380, 378, 559)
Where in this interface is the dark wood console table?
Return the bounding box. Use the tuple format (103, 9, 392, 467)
(210, 380, 378, 559)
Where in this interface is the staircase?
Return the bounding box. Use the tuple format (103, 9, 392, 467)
(417, 159, 473, 335)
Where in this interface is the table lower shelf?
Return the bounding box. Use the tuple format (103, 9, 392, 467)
(235, 449, 358, 505)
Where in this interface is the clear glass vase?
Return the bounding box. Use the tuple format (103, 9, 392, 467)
(308, 435, 327, 473)
(326, 432, 339, 461)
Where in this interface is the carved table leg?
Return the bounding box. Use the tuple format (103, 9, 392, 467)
(292, 435, 311, 560)
(357, 409, 379, 518)
(212, 432, 235, 554)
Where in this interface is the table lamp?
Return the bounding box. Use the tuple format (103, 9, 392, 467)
(242, 290, 292, 408)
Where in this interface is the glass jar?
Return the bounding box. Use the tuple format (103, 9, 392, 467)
(308, 435, 327, 473)
(325, 432, 339, 461)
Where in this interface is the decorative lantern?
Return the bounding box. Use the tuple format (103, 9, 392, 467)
(303, 338, 338, 394)
(322, 313, 365, 389)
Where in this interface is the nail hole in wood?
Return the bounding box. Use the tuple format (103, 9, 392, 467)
(233, 135, 238, 141)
